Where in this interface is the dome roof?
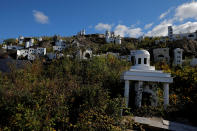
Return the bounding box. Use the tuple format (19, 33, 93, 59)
(135, 50, 150, 56)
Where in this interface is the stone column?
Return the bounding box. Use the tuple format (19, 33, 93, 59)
(163, 83, 169, 109)
(135, 81, 143, 108)
(124, 80, 130, 107)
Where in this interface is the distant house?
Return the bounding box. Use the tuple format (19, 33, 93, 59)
(2, 44, 23, 50)
(168, 26, 197, 41)
(38, 37, 43, 42)
(18, 36, 35, 47)
(17, 47, 46, 60)
(173, 48, 183, 66)
(77, 29, 86, 36)
(153, 48, 170, 63)
(53, 39, 67, 52)
(105, 30, 121, 44)
(76, 49, 92, 60)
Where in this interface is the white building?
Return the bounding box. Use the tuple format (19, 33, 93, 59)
(53, 39, 67, 52)
(78, 29, 86, 36)
(37, 47, 46, 55)
(18, 36, 24, 44)
(153, 48, 170, 63)
(25, 41, 34, 48)
(18, 36, 34, 47)
(121, 50, 173, 109)
(38, 37, 43, 42)
(77, 49, 92, 60)
(168, 26, 197, 41)
(28, 54, 36, 61)
(17, 49, 29, 59)
(53, 46, 66, 52)
(190, 58, 197, 67)
(105, 30, 122, 44)
(3, 44, 24, 50)
(17, 47, 46, 60)
(174, 48, 183, 66)
(168, 26, 173, 41)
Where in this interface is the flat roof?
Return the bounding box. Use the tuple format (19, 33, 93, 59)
(121, 69, 173, 83)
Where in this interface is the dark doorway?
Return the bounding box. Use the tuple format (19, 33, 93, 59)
(142, 92, 152, 106)
(131, 56, 135, 65)
(85, 53, 90, 59)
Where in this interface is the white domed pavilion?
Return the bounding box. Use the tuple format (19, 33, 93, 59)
(121, 50, 173, 109)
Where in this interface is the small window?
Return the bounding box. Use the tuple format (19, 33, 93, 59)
(144, 58, 147, 64)
(158, 55, 164, 58)
(138, 58, 141, 64)
(131, 56, 135, 65)
(188, 34, 194, 38)
(85, 53, 90, 59)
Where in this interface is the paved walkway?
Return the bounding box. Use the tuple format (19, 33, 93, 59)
(133, 116, 197, 131)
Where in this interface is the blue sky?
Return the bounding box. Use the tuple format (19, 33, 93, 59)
(0, 0, 197, 41)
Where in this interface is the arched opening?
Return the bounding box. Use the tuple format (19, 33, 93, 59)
(142, 89, 158, 107)
(144, 58, 147, 64)
(131, 56, 135, 65)
(188, 34, 194, 38)
(142, 92, 152, 106)
(138, 58, 141, 64)
(85, 53, 90, 59)
(158, 54, 164, 58)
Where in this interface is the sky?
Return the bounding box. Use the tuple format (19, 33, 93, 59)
(1, 0, 197, 41)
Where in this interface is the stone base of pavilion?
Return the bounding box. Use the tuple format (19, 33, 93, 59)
(121, 68, 173, 109)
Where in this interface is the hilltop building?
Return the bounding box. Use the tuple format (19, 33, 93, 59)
(168, 26, 197, 41)
(168, 26, 173, 41)
(18, 36, 25, 44)
(2, 44, 23, 50)
(174, 48, 183, 66)
(153, 48, 170, 63)
(105, 30, 121, 44)
(78, 29, 86, 36)
(18, 36, 35, 46)
(121, 50, 173, 109)
(38, 37, 43, 42)
(17, 47, 46, 60)
(53, 39, 67, 52)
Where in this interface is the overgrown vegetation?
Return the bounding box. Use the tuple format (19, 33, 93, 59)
(1, 35, 197, 130)
(0, 55, 132, 130)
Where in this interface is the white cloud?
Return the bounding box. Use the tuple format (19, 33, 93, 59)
(174, 21, 197, 34)
(114, 24, 143, 38)
(146, 20, 172, 36)
(146, 1, 197, 37)
(144, 23, 154, 30)
(33, 10, 49, 24)
(146, 20, 197, 37)
(175, 1, 197, 21)
(95, 23, 112, 31)
(159, 8, 172, 20)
